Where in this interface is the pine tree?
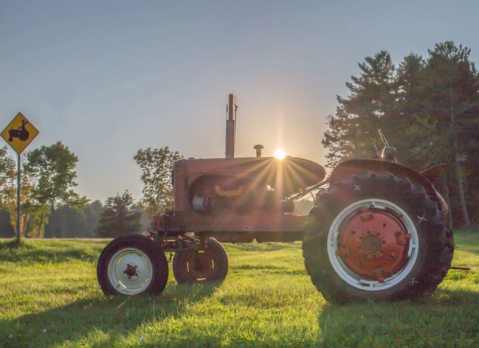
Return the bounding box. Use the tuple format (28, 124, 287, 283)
(322, 51, 397, 167)
(421, 42, 479, 226)
(95, 191, 141, 238)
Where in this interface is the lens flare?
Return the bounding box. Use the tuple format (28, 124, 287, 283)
(274, 148, 286, 160)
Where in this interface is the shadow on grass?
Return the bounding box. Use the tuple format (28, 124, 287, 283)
(317, 288, 479, 347)
(0, 239, 105, 263)
(0, 283, 220, 348)
(429, 288, 479, 306)
(0, 238, 24, 249)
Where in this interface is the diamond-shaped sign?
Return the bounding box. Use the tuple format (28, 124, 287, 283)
(1, 112, 39, 154)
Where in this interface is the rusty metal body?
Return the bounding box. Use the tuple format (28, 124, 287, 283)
(155, 156, 325, 242)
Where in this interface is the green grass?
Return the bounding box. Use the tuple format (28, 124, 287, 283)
(1, 231, 479, 347)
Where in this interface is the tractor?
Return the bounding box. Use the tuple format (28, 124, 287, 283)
(97, 94, 454, 303)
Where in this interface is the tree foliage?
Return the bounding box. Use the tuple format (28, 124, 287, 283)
(0, 142, 123, 238)
(54, 201, 104, 238)
(0, 147, 41, 237)
(134, 147, 182, 219)
(95, 191, 141, 238)
(0, 146, 16, 236)
(0, 210, 14, 238)
(0, 146, 16, 208)
(26, 141, 88, 237)
(26, 142, 86, 209)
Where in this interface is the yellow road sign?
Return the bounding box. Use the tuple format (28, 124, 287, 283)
(1, 112, 39, 154)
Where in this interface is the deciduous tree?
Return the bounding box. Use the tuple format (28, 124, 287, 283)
(26, 142, 88, 237)
(134, 147, 182, 220)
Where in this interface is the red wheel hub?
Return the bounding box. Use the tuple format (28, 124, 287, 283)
(187, 251, 214, 279)
(123, 264, 137, 277)
(337, 209, 411, 282)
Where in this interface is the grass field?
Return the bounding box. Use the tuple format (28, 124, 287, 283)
(0, 231, 478, 348)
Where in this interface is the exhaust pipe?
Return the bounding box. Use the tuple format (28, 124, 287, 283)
(225, 93, 236, 158)
(254, 144, 264, 157)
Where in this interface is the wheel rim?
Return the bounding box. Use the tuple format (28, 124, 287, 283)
(188, 251, 215, 280)
(107, 248, 153, 295)
(327, 198, 419, 291)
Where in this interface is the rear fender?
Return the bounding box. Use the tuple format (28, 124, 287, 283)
(330, 159, 447, 212)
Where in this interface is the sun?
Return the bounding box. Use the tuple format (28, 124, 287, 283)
(274, 148, 286, 160)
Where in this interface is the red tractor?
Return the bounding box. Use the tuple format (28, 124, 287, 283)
(97, 94, 454, 303)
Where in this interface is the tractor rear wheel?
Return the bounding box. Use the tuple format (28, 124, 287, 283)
(97, 235, 169, 296)
(303, 171, 454, 303)
(173, 238, 228, 284)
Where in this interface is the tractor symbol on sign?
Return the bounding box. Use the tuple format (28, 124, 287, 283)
(8, 120, 30, 142)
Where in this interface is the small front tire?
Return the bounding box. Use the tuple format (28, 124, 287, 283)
(97, 235, 169, 296)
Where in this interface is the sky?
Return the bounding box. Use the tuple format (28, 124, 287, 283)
(1, 0, 479, 203)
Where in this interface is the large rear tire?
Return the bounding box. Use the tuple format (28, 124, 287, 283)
(303, 171, 454, 303)
(97, 235, 169, 296)
(173, 238, 228, 285)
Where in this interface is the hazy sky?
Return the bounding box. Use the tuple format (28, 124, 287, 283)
(1, 0, 478, 202)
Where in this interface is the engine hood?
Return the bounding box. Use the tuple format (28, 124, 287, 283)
(175, 156, 326, 197)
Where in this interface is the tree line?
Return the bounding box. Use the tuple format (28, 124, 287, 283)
(0, 143, 181, 238)
(323, 41, 479, 228)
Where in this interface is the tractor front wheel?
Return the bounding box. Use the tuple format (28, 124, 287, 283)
(173, 238, 228, 285)
(97, 235, 169, 296)
(303, 171, 453, 303)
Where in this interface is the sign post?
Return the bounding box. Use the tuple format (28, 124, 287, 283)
(1, 113, 39, 245)
(16, 153, 21, 244)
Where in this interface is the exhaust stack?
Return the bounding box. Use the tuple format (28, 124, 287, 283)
(225, 93, 236, 158)
(254, 144, 264, 157)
